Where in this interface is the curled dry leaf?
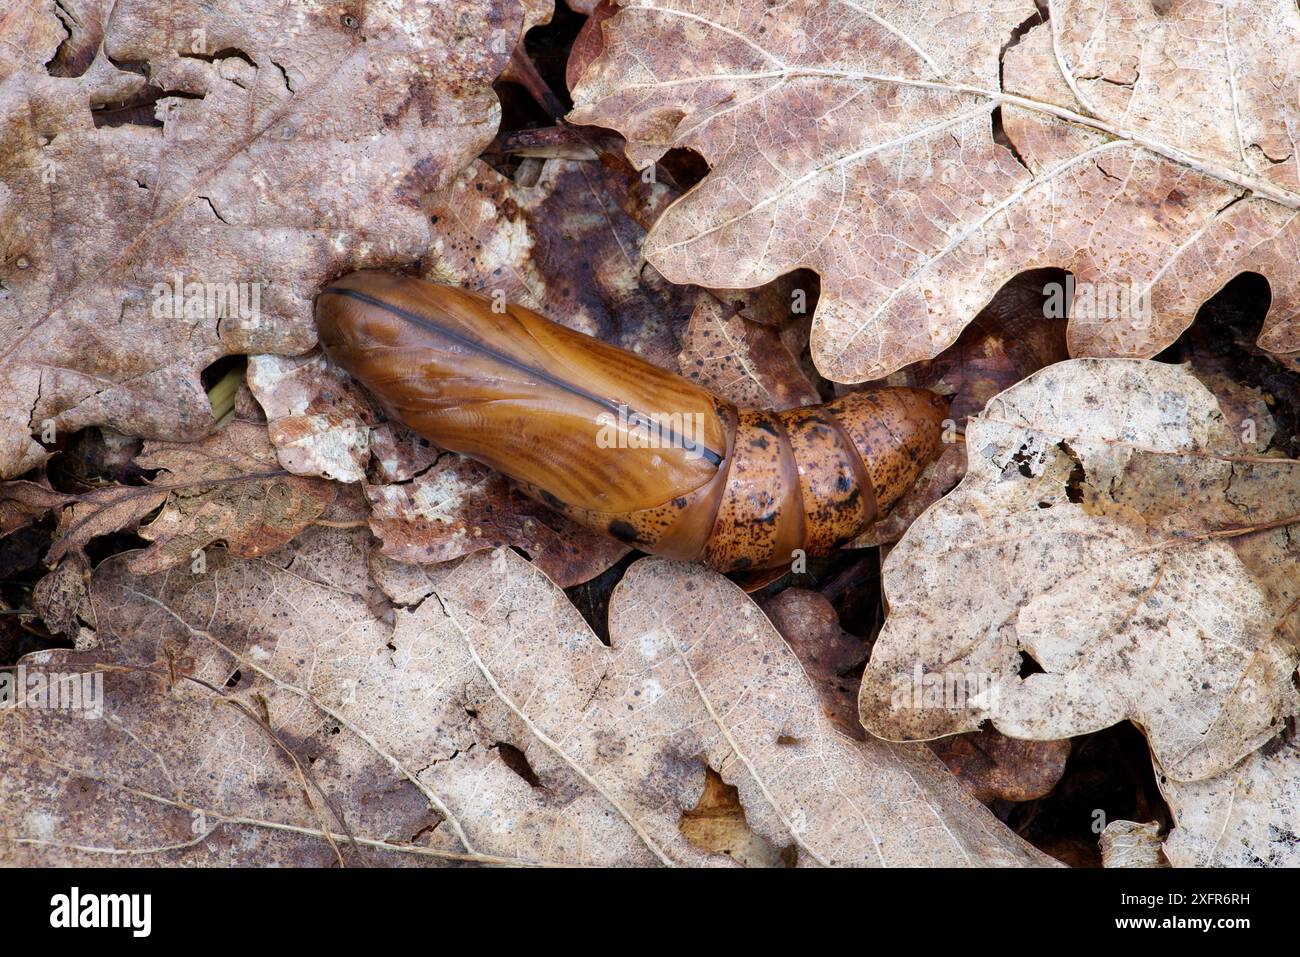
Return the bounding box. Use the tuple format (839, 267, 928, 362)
(568, 0, 1300, 381)
(0, 0, 540, 479)
(246, 352, 378, 483)
(928, 727, 1071, 805)
(0, 480, 75, 537)
(31, 553, 95, 642)
(47, 419, 335, 572)
(860, 359, 1300, 787)
(1100, 820, 1167, 869)
(0, 543, 1052, 866)
(565, 0, 619, 92)
(45, 483, 169, 564)
(130, 421, 336, 573)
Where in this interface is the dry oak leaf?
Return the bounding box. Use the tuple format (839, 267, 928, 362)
(859, 358, 1300, 785)
(0, 0, 543, 479)
(568, 0, 1300, 382)
(1158, 733, 1300, 867)
(0, 544, 1052, 866)
(363, 455, 628, 589)
(47, 418, 335, 573)
(678, 292, 820, 411)
(1100, 820, 1167, 869)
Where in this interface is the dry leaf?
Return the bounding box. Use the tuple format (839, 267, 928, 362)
(0, 0, 540, 479)
(1159, 734, 1300, 867)
(246, 353, 377, 482)
(928, 727, 1071, 805)
(1100, 820, 1167, 869)
(678, 294, 819, 410)
(569, 1, 1300, 382)
(756, 587, 867, 738)
(48, 419, 335, 571)
(859, 358, 1300, 785)
(46, 487, 169, 565)
(31, 554, 95, 641)
(364, 456, 628, 588)
(0, 544, 1052, 866)
(131, 421, 336, 572)
(0, 480, 75, 536)
(566, 0, 619, 92)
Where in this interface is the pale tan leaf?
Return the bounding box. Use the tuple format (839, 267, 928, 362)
(1100, 820, 1167, 869)
(0, 544, 1051, 866)
(1159, 737, 1300, 867)
(246, 353, 377, 483)
(859, 358, 1300, 784)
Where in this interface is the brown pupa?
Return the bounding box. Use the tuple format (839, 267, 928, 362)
(315, 271, 949, 576)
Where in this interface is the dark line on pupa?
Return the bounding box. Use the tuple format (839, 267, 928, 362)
(320, 286, 724, 467)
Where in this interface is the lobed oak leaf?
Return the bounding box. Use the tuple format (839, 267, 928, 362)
(0, 0, 543, 478)
(569, 0, 1300, 382)
(0, 543, 1053, 866)
(859, 358, 1300, 786)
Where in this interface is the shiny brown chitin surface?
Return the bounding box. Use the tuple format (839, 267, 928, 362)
(315, 270, 949, 572)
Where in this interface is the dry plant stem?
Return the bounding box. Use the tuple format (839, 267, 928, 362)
(502, 45, 662, 189)
(502, 42, 570, 121)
